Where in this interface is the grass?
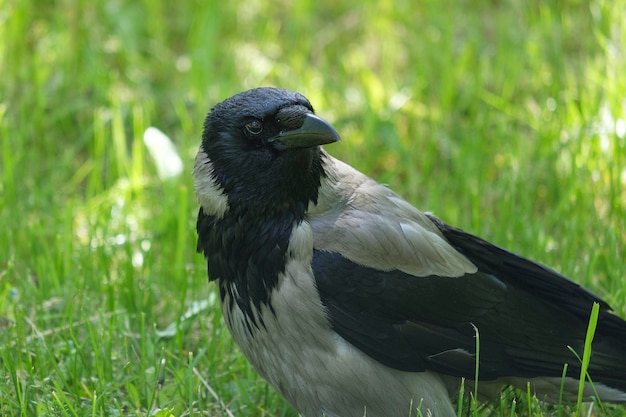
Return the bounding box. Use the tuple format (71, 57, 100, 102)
(1, 0, 625, 415)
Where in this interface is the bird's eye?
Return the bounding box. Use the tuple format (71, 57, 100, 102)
(245, 119, 263, 135)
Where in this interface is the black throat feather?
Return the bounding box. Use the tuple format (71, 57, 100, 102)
(196, 149, 326, 332)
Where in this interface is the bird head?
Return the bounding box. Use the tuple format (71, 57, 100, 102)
(197, 88, 341, 216)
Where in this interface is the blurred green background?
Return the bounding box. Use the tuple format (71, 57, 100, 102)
(1, 0, 625, 415)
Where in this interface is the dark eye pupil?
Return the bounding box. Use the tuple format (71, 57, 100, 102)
(245, 120, 263, 134)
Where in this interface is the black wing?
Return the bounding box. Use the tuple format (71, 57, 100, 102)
(313, 216, 626, 391)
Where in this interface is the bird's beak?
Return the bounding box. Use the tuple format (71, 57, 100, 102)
(270, 113, 341, 150)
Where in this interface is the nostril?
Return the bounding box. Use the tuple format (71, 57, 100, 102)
(276, 105, 311, 131)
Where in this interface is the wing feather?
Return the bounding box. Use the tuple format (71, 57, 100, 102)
(308, 155, 626, 393)
(307, 155, 476, 277)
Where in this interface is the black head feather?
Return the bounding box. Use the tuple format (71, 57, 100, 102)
(200, 87, 332, 213)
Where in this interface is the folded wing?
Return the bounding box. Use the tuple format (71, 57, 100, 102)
(309, 159, 626, 393)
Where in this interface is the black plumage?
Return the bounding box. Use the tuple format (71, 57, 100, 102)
(194, 87, 626, 416)
(196, 89, 333, 326)
(313, 229, 626, 389)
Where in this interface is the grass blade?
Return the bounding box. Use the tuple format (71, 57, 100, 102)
(576, 302, 600, 415)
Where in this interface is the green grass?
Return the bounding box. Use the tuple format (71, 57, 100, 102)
(1, 0, 625, 415)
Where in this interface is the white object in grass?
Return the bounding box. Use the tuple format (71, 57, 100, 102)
(143, 126, 183, 179)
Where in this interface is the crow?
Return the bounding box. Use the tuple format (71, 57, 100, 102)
(194, 87, 626, 416)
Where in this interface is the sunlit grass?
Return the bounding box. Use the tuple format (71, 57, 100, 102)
(1, 0, 625, 415)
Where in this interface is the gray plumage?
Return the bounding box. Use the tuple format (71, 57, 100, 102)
(194, 87, 626, 416)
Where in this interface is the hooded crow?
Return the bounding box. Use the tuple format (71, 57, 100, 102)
(194, 87, 626, 416)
